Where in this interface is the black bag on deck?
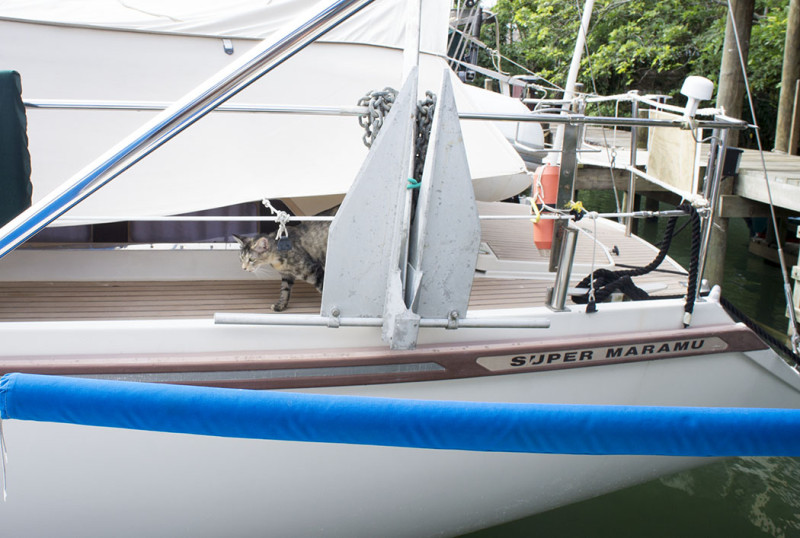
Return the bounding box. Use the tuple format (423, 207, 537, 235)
(0, 70, 32, 227)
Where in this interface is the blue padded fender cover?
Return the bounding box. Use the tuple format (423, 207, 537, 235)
(2, 373, 800, 456)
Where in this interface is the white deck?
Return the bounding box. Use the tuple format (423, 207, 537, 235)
(0, 202, 688, 321)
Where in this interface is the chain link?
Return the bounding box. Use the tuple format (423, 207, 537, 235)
(357, 88, 437, 180)
(357, 88, 397, 148)
(414, 91, 436, 180)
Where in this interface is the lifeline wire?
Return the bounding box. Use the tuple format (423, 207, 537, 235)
(726, 0, 800, 353)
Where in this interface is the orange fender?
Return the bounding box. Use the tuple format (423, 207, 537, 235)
(531, 164, 560, 250)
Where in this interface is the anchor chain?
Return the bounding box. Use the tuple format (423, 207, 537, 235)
(357, 88, 397, 148)
(413, 91, 436, 180)
(357, 87, 437, 180)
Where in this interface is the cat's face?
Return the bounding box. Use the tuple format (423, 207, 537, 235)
(234, 235, 273, 272)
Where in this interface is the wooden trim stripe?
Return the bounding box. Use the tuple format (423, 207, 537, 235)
(0, 324, 767, 390)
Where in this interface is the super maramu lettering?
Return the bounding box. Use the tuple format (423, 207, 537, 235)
(505, 353, 561, 367)
(530, 354, 545, 365)
(509, 350, 593, 367)
(506, 340, 707, 369)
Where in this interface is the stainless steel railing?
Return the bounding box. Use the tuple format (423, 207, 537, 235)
(0, 0, 375, 260)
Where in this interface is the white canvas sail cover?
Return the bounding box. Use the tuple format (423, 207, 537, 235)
(0, 0, 447, 53)
(0, 0, 531, 223)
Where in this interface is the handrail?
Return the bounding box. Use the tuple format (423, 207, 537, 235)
(24, 99, 369, 116)
(214, 312, 550, 329)
(22, 98, 749, 129)
(458, 112, 748, 129)
(623, 165, 706, 205)
(0, 0, 375, 260)
(48, 209, 697, 225)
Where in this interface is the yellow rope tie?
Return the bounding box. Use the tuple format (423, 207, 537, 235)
(566, 200, 585, 213)
(566, 200, 588, 221)
(529, 196, 542, 224)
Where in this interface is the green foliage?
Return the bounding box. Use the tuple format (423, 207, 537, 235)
(481, 0, 789, 147)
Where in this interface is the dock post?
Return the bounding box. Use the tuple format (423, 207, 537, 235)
(775, 0, 800, 153)
(697, 129, 730, 288)
(644, 196, 659, 219)
(704, 175, 734, 288)
(717, 0, 754, 149)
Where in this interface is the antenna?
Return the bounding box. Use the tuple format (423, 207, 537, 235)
(680, 76, 714, 118)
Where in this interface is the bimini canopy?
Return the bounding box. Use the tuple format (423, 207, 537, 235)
(0, 0, 532, 223)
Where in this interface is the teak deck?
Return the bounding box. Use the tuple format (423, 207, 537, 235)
(0, 203, 688, 322)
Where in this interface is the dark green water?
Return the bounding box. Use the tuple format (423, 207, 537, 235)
(464, 191, 800, 537)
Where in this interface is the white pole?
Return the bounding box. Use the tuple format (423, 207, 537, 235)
(402, 0, 422, 81)
(547, 0, 595, 165)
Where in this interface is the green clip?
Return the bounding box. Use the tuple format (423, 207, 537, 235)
(407, 178, 421, 190)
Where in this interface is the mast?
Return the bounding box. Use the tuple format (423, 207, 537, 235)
(547, 0, 594, 165)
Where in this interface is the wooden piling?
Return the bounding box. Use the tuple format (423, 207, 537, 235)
(717, 0, 754, 149)
(775, 0, 800, 154)
(705, 176, 735, 288)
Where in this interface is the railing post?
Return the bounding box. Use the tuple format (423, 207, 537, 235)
(548, 225, 579, 311)
(625, 91, 639, 236)
(548, 123, 578, 272)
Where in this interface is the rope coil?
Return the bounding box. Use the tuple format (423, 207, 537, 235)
(572, 203, 700, 326)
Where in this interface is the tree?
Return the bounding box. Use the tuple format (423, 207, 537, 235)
(481, 0, 789, 147)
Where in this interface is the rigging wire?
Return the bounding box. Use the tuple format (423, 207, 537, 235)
(449, 1, 476, 73)
(726, 0, 800, 353)
(569, 0, 623, 215)
(446, 25, 564, 93)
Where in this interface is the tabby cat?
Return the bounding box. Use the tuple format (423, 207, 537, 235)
(233, 217, 331, 312)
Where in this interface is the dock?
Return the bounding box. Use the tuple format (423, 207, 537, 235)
(576, 126, 800, 213)
(575, 123, 800, 207)
(571, 125, 800, 331)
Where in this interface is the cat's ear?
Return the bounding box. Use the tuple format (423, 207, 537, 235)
(253, 237, 270, 253)
(232, 234, 246, 247)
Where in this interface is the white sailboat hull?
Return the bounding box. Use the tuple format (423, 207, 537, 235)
(1, 298, 799, 536)
(0, 3, 797, 536)
(0, 393, 708, 537)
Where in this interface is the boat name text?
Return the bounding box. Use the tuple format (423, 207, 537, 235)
(476, 337, 728, 372)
